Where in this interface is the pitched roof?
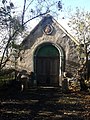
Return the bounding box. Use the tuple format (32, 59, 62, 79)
(22, 14, 80, 46)
(52, 16, 80, 45)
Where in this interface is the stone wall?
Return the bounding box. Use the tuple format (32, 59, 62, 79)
(17, 16, 79, 77)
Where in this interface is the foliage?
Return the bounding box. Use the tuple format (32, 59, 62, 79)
(68, 8, 90, 62)
(0, 68, 15, 89)
(68, 8, 90, 44)
(68, 8, 90, 91)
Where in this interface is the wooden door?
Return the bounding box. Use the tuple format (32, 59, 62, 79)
(35, 44, 60, 86)
(36, 56, 59, 86)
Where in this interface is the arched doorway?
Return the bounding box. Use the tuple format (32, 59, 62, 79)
(34, 43, 64, 86)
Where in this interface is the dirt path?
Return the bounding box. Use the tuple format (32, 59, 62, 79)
(0, 87, 90, 120)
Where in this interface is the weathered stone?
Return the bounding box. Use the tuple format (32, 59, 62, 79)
(16, 15, 80, 86)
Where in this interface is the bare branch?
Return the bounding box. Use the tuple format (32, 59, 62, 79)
(22, 0, 26, 26)
(25, 0, 34, 12)
(24, 11, 50, 25)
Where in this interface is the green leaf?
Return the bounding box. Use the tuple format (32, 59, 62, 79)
(79, 23, 84, 31)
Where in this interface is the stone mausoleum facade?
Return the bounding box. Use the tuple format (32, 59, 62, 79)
(17, 15, 80, 86)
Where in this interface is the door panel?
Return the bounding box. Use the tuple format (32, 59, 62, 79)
(36, 57, 59, 86)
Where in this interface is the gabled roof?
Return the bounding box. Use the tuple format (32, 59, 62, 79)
(22, 14, 80, 46)
(53, 18, 80, 45)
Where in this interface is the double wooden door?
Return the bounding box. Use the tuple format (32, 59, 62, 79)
(36, 56, 59, 86)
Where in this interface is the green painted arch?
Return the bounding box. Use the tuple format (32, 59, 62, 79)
(36, 44, 59, 57)
(33, 42, 65, 73)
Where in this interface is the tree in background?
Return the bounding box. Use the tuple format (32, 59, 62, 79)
(68, 8, 90, 64)
(0, 0, 62, 70)
(68, 8, 90, 90)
